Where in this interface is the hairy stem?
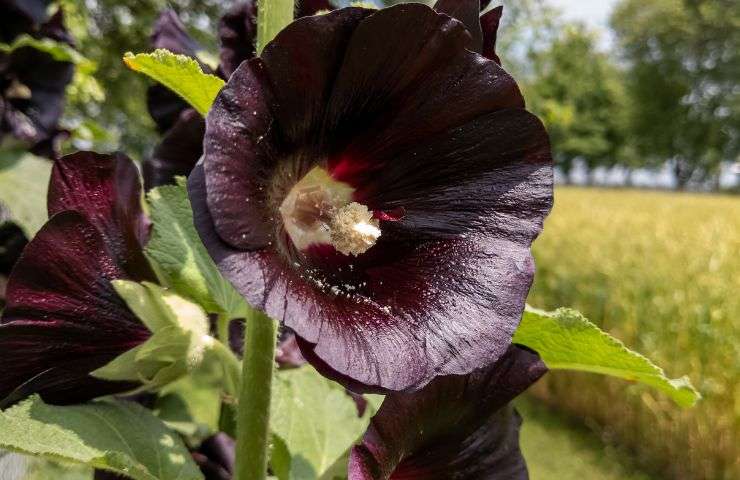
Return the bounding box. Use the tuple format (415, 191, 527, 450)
(256, 0, 294, 55)
(235, 2, 293, 478)
(235, 307, 278, 480)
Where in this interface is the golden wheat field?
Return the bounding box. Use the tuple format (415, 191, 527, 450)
(527, 187, 740, 480)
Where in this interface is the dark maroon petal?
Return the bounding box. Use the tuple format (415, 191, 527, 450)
(48, 151, 155, 281)
(330, 56, 524, 192)
(0, 0, 50, 41)
(433, 0, 483, 53)
(143, 108, 205, 189)
(348, 345, 546, 479)
(0, 211, 149, 407)
(356, 109, 552, 240)
(481, 6, 503, 63)
(203, 59, 275, 250)
(39, 8, 75, 44)
(260, 7, 373, 146)
(218, 0, 336, 80)
(146, 9, 203, 132)
(151, 9, 201, 57)
(274, 330, 306, 368)
(196, 5, 553, 393)
(217, 0, 257, 79)
(1, 46, 74, 152)
(191, 163, 544, 393)
(195, 433, 236, 480)
(323, 4, 470, 145)
(298, 0, 335, 15)
(147, 85, 192, 134)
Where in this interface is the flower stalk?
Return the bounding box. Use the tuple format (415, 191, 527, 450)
(256, 0, 294, 54)
(234, 2, 293, 478)
(235, 306, 279, 480)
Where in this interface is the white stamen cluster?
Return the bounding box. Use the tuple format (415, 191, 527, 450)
(329, 202, 381, 256)
(278, 166, 381, 256)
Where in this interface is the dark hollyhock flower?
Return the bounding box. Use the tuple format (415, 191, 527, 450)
(189, 2, 553, 393)
(348, 345, 547, 479)
(0, 1, 75, 157)
(142, 0, 336, 189)
(0, 151, 156, 407)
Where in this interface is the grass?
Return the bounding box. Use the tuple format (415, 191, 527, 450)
(518, 397, 652, 480)
(527, 187, 739, 480)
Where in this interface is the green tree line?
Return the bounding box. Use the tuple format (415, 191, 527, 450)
(58, 0, 739, 190)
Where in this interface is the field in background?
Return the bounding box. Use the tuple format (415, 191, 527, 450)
(527, 187, 739, 479)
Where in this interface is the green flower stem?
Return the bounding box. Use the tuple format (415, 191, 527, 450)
(235, 307, 279, 480)
(235, 2, 292, 478)
(256, 0, 294, 55)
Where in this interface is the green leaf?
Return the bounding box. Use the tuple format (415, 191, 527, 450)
(0, 35, 95, 73)
(514, 306, 701, 408)
(93, 281, 213, 389)
(123, 50, 224, 116)
(270, 367, 371, 480)
(154, 357, 224, 440)
(0, 396, 204, 480)
(0, 150, 51, 237)
(23, 456, 93, 480)
(145, 179, 247, 318)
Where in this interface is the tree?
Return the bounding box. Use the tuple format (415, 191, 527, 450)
(525, 24, 627, 181)
(612, 0, 740, 189)
(59, 0, 225, 158)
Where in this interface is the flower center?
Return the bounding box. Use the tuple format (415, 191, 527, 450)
(278, 166, 381, 256)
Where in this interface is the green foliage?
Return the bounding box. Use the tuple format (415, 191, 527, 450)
(525, 24, 627, 177)
(58, 0, 225, 158)
(0, 396, 204, 480)
(153, 358, 224, 440)
(0, 35, 94, 72)
(145, 179, 247, 319)
(515, 306, 700, 407)
(0, 150, 51, 237)
(611, 0, 739, 187)
(123, 50, 224, 116)
(270, 367, 372, 480)
(256, 0, 295, 54)
(529, 187, 740, 479)
(23, 457, 93, 480)
(92, 281, 213, 388)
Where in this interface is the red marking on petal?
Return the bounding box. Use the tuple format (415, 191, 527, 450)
(372, 207, 405, 222)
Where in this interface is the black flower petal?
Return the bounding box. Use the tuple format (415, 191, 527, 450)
(433, 0, 483, 52)
(0, 4, 74, 157)
(146, 9, 203, 133)
(142, 108, 205, 191)
(348, 345, 546, 479)
(481, 5, 503, 64)
(191, 5, 553, 392)
(0, 152, 153, 406)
